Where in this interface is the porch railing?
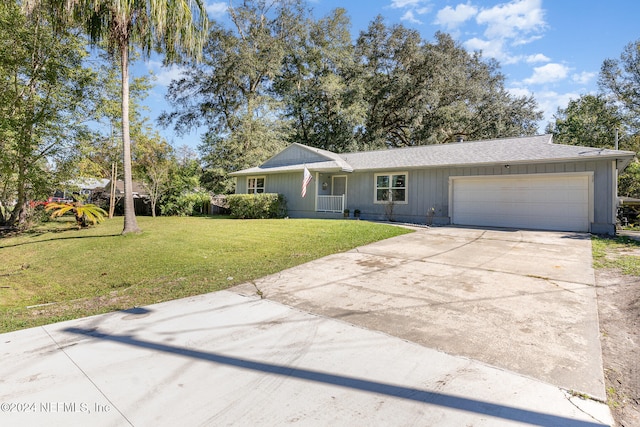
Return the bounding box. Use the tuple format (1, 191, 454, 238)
(317, 195, 345, 213)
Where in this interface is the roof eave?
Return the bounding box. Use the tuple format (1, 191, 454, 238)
(230, 166, 348, 176)
(617, 156, 633, 171)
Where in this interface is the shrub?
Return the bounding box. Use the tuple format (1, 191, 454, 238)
(161, 191, 211, 216)
(27, 203, 51, 225)
(227, 193, 287, 219)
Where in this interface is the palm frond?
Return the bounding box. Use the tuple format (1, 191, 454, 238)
(45, 202, 76, 218)
(45, 202, 108, 226)
(77, 204, 108, 224)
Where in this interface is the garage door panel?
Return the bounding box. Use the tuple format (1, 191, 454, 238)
(452, 212, 588, 231)
(451, 175, 590, 232)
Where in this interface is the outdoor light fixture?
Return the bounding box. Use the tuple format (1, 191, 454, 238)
(504, 165, 510, 169)
(322, 182, 328, 190)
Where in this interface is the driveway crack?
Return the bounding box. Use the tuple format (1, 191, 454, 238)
(42, 327, 133, 426)
(419, 231, 488, 261)
(250, 282, 265, 299)
(563, 389, 610, 425)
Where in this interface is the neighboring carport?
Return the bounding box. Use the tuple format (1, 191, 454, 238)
(449, 173, 592, 232)
(618, 196, 640, 226)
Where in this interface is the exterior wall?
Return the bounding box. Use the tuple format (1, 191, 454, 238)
(236, 159, 618, 233)
(235, 177, 246, 193)
(262, 145, 329, 168)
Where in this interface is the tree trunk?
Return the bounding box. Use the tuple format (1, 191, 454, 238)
(120, 43, 140, 234)
(8, 159, 27, 227)
(108, 161, 117, 219)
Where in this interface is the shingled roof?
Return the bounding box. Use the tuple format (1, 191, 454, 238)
(231, 134, 635, 176)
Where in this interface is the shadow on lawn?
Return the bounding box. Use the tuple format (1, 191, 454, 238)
(0, 233, 120, 249)
(64, 327, 608, 427)
(592, 234, 640, 248)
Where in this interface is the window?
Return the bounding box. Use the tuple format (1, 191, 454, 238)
(375, 173, 407, 203)
(247, 177, 265, 194)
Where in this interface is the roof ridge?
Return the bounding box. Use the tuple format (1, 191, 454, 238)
(231, 134, 634, 176)
(341, 134, 553, 157)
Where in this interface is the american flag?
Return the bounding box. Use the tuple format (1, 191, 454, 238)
(301, 167, 312, 197)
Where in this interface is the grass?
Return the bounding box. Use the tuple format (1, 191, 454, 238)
(0, 216, 412, 333)
(592, 235, 640, 275)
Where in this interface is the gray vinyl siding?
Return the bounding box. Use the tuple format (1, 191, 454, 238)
(267, 173, 317, 214)
(235, 177, 246, 193)
(235, 159, 618, 233)
(263, 145, 333, 167)
(348, 160, 615, 232)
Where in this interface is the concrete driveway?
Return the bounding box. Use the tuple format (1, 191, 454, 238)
(1, 226, 612, 426)
(235, 226, 605, 399)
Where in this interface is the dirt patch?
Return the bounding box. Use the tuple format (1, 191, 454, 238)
(595, 269, 640, 427)
(617, 248, 640, 257)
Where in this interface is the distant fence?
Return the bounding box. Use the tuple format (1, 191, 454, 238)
(208, 195, 230, 215)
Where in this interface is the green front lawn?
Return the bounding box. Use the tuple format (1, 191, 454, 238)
(0, 216, 411, 333)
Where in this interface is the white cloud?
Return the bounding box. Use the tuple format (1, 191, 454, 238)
(535, 90, 581, 125)
(572, 71, 597, 85)
(391, 0, 422, 8)
(512, 34, 543, 46)
(476, 0, 545, 43)
(442, 0, 548, 65)
(523, 63, 569, 85)
(206, 2, 227, 18)
(501, 55, 525, 65)
(507, 87, 533, 98)
(464, 37, 526, 64)
(508, 88, 581, 129)
(525, 53, 550, 63)
(147, 61, 188, 87)
(434, 4, 478, 29)
(464, 37, 503, 58)
(400, 10, 421, 24)
(391, 0, 431, 24)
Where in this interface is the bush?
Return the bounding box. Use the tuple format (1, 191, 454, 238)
(29, 203, 52, 225)
(161, 191, 211, 216)
(227, 193, 287, 219)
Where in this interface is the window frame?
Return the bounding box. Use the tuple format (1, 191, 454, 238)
(246, 176, 266, 194)
(374, 172, 408, 204)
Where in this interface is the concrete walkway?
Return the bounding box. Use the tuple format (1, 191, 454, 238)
(0, 227, 613, 426)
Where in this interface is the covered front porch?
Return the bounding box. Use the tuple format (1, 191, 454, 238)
(314, 173, 348, 213)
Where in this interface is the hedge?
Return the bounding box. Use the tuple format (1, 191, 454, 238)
(227, 193, 287, 219)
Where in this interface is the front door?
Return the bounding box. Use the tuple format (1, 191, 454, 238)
(332, 176, 346, 196)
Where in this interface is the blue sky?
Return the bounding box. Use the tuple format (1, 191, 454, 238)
(136, 0, 640, 150)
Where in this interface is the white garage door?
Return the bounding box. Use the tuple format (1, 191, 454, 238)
(450, 174, 591, 232)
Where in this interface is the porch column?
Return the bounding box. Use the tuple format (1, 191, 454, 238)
(314, 172, 319, 212)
